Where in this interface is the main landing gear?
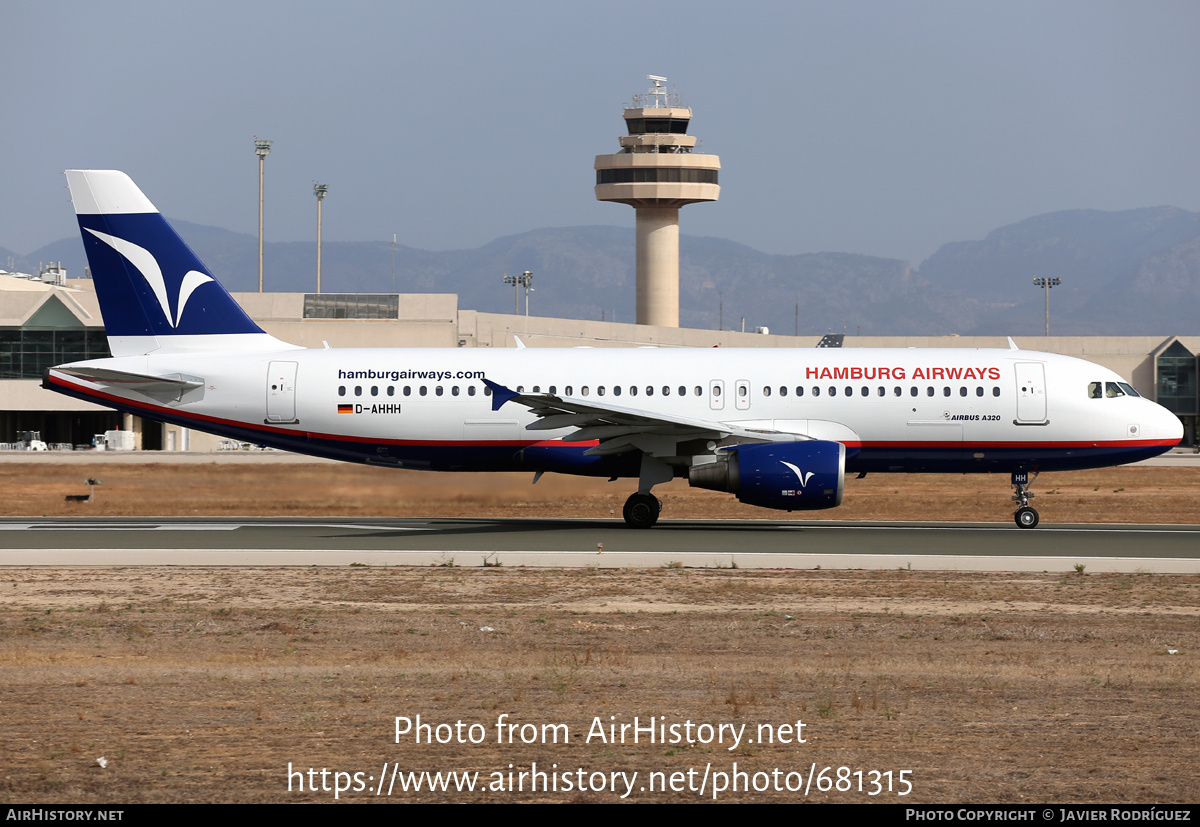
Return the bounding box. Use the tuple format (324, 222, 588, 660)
(623, 492, 662, 529)
(1012, 471, 1040, 529)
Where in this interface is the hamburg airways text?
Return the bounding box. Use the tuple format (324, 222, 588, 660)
(804, 366, 1001, 381)
(337, 369, 486, 382)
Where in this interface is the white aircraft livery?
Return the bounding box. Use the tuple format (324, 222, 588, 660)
(46, 170, 1184, 528)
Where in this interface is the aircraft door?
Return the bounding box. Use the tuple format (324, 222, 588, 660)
(735, 379, 751, 411)
(266, 361, 299, 423)
(709, 379, 725, 411)
(1014, 362, 1047, 423)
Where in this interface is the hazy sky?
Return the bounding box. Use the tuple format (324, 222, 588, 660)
(5, 0, 1200, 265)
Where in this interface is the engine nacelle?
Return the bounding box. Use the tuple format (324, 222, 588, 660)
(689, 440, 845, 511)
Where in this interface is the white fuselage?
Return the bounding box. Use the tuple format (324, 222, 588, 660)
(47, 344, 1183, 476)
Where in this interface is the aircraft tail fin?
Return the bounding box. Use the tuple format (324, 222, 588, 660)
(66, 170, 287, 356)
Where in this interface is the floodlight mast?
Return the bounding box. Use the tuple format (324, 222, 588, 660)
(1032, 276, 1062, 335)
(254, 138, 272, 292)
(314, 183, 328, 293)
(502, 271, 534, 315)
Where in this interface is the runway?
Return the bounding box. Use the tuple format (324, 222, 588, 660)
(1, 517, 1198, 572)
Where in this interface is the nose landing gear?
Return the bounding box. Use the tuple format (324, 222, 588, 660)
(1012, 471, 1040, 528)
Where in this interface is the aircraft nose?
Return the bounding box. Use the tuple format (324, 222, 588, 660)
(1154, 402, 1184, 444)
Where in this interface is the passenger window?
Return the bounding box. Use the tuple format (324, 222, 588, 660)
(812, 387, 820, 397)
(404, 386, 412, 396)
(598, 386, 606, 396)
(959, 387, 967, 397)
(693, 386, 701, 396)
(354, 386, 362, 397)
(630, 386, 638, 396)
(780, 386, 788, 397)
(975, 387, 983, 397)
(877, 386, 885, 397)
(894, 386, 902, 397)
(338, 385, 346, 396)
(763, 386, 772, 397)
(436, 386, 444, 396)
(483, 386, 492, 396)
(581, 386, 590, 396)
(829, 387, 837, 397)
(387, 386, 395, 397)
(927, 387, 934, 397)
(646, 386, 654, 396)
(516, 386, 524, 393)
(738, 386, 747, 398)
(1089, 382, 1102, 399)
(910, 387, 918, 397)
(565, 386, 573, 396)
(713, 386, 721, 397)
(845, 386, 852, 397)
(468, 386, 476, 396)
(549, 386, 557, 395)
(532, 386, 540, 393)
(662, 386, 671, 396)
(860, 386, 868, 397)
(992, 387, 1000, 397)
(613, 386, 621, 396)
(452, 386, 460, 396)
(419, 386, 427, 396)
(371, 386, 379, 396)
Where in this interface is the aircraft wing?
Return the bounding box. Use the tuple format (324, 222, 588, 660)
(484, 378, 808, 458)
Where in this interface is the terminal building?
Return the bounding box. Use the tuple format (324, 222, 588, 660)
(2, 272, 1197, 451)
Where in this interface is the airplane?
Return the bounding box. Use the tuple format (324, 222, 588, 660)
(45, 170, 1184, 529)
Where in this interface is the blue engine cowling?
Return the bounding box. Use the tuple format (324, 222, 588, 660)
(688, 440, 845, 511)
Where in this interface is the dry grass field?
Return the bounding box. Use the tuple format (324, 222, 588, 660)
(1, 460, 1198, 804)
(2, 460, 1199, 524)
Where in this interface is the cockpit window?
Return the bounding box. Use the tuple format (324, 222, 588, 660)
(1118, 382, 1140, 398)
(1105, 382, 1125, 398)
(1088, 382, 1102, 399)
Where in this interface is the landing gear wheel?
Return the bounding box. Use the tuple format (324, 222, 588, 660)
(1014, 506, 1039, 529)
(1011, 471, 1040, 529)
(623, 492, 661, 528)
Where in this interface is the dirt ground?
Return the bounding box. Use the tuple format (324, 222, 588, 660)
(2, 460, 1199, 524)
(1, 461, 1198, 804)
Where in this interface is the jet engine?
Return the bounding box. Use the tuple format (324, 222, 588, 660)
(689, 440, 845, 511)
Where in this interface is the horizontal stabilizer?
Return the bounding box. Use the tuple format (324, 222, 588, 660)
(50, 366, 204, 404)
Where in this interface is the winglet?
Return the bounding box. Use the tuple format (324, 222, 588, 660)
(483, 378, 520, 411)
(1007, 337, 1019, 350)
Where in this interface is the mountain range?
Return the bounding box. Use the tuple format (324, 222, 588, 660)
(5, 206, 1200, 336)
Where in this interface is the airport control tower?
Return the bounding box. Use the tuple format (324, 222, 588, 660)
(595, 76, 720, 327)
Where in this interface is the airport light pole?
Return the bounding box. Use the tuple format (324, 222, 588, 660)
(255, 139, 272, 292)
(1032, 276, 1061, 336)
(502, 271, 534, 315)
(313, 183, 328, 293)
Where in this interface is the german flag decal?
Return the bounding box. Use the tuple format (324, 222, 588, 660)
(337, 404, 354, 414)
